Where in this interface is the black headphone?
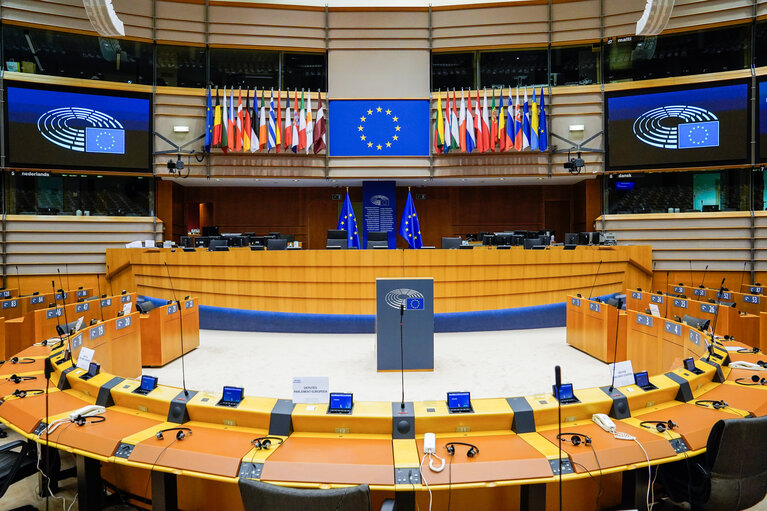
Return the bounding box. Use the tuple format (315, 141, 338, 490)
(445, 442, 480, 457)
(640, 420, 677, 432)
(8, 357, 35, 365)
(7, 374, 36, 384)
(156, 427, 192, 441)
(11, 389, 44, 399)
(251, 437, 283, 450)
(695, 400, 728, 410)
(556, 432, 591, 446)
(735, 375, 767, 386)
(73, 415, 106, 427)
(737, 346, 761, 354)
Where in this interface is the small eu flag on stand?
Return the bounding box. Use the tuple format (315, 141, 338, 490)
(399, 190, 423, 249)
(338, 191, 361, 249)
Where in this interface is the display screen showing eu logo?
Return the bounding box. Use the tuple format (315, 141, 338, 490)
(328, 100, 429, 157)
(606, 81, 748, 170)
(5, 82, 151, 171)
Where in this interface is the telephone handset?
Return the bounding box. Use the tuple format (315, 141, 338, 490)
(69, 405, 105, 421)
(592, 413, 616, 433)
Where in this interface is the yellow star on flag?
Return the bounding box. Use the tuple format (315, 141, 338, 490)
(358, 126, 364, 131)
(392, 135, 398, 141)
(360, 135, 366, 140)
(367, 109, 373, 115)
(385, 109, 391, 115)
(360, 116, 366, 122)
(376, 144, 382, 150)
(376, 106, 382, 112)
(393, 116, 398, 122)
(386, 142, 391, 147)
(395, 126, 401, 132)
(367, 142, 373, 147)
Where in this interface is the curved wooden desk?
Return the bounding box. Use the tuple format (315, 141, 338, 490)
(106, 245, 652, 314)
(1, 334, 765, 511)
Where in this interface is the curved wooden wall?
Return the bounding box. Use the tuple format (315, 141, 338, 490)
(106, 245, 652, 314)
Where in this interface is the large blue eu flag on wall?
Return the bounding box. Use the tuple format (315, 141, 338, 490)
(328, 100, 430, 157)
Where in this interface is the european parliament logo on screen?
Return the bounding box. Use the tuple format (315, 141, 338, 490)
(38, 108, 125, 154)
(328, 99, 430, 157)
(385, 288, 425, 310)
(633, 105, 719, 149)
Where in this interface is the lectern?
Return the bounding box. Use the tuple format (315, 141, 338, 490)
(376, 277, 434, 371)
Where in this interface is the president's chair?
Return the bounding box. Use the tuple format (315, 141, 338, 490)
(657, 416, 767, 510)
(0, 440, 37, 501)
(239, 479, 394, 511)
(367, 231, 388, 249)
(326, 229, 348, 249)
(267, 238, 287, 251)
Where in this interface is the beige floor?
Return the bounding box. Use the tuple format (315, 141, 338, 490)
(2, 326, 766, 510)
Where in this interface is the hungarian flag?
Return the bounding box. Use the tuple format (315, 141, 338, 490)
(313, 90, 326, 154)
(243, 88, 251, 152)
(474, 89, 483, 153)
(305, 92, 313, 154)
(235, 87, 243, 152)
(298, 90, 307, 152)
(227, 86, 235, 152)
(449, 89, 460, 152)
(284, 92, 293, 151)
(514, 87, 523, 151)
(466, 89, 476, 153)
(291, 89, 299, 153)
(490, 88, 498, 152)
(221, 86, 229, 154)
(212, 86, 222, 148)
(259, 90, 267, 150)
(481, 88, 491, 152)
(458, 89, 467, 153)
(505, 88, 515, 151)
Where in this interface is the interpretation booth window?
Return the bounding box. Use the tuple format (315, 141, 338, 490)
(6, 173, 153, 217)
(209, 48, 280, 89)
(550, 44, 600, 86)
(156, 44, 207, 88)
(604, 24, 750, 83)
(756, 21, 767, 68)
(479, 48, 548, 88)
(431, 52, 476, 91)
(283, 53, 327, 93)
(2, 25, 153, 85)
(606, 169, 750, 215)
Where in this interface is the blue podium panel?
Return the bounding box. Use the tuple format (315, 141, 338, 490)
(376, 278, 434, 371)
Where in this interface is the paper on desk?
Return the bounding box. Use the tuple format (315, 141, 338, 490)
(75, 316, 84, 332)
(725, 346, 746, 352)
(608, 360, 635, 388)
(122, 302, 132, 316)
(292, 377, 329, 404)
(649, 304, 660, 317)
(76, 347, 95, 371)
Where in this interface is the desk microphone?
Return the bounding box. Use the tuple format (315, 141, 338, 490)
(95, 273, 105, 322)
(50, 280, 71, 363)
(739, 261, 747, 295)
(15, 265, 22, 298)
(699, 265, 709, 289)
(399, 301, 405, 410)
(664, 271, 670, 318)
(709, 277, 726, 351)
(164, 261, 188, 397)
(588, 260, 603, 300)
(57, 269, 71, 330)
(555, 365, 563, 511)
(105, 263, 114, 296)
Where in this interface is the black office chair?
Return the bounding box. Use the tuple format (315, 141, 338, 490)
(267, 238, 287, 251)
(658, 416, 767, 511)
(136, 301, 155, 314)
(441, 237, 461, 249)
(366, 232, 388, 249)
(326, 230, 349, 249)
(239, 479, 394, 511)
(0, 440, 38, 501)
(208, 239, 228, 252)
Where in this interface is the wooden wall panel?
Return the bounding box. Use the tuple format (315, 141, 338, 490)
(667, 0, 753, 31)
(155, 0, 206, 44)
(431, 4, 549, 49)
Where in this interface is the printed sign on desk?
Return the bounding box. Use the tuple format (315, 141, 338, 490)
(571, 298, 581, 307)
(76, 347, 95, 371)
(292, 377, 329, 404)
(744, 295, 761, 304)
(608, 360, 635, 388)
(589, 302, 601, 312)
(30, 295, 44, 305)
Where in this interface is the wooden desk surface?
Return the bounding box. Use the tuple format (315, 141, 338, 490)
(632, 403, 741, 451)
(0, 391, 89, 433)
(697, 384, 767, 417)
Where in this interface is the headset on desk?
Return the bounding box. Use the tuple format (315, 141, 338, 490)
(640, 420, 678, 433)
(251, 437, 283, 450)
(7, 374, 36, 384)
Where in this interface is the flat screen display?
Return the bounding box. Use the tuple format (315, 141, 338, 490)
(634, 371, 650, 387)
(683, 357, 696, 372)
(222, 386, 244, 404)
(447, 391, 471, 410)
(5, 81, 151, 171)
(329, 392, 353, 411)
(760, 78, 767, 162)
(140, 375, 158, 392)
(552, 383, 574, 401)
(606, 81, 749, 170)
(87, 362, 100, 377)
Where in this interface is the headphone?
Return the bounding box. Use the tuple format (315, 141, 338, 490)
(73, 415, 106, 427)
(735, 375, 767, 386)
(737, 346, 761, 354)
(7, 374, 36, 384)
(156, 427, 192, 441)
(695, 400, 728, 410)
(639, 420, 677, 433)
(8, 357, 35, 365)
(445, 442, 480, 458)
(556, 432, 592, 446)
(251, 437, 283, 450)
(11, 389, 44, 399)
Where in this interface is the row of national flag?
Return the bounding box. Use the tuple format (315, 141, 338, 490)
(434, 87, 548, 154)
(337, 189, 423, 249)
(204, 87, 326, 154)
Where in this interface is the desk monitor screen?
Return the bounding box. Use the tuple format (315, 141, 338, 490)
(447, 391, 472, 412)
(328, 392, 353, 413)
(634, 371, 650, 388)
(683, 357, 697, 372)
(552, 383, 574, 401)
(140, 375, 158, 392)
(221, 386, 244, 405)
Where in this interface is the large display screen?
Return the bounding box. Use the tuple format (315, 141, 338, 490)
(760, 79, 767, 162)
(606, 81, 749, 170)
(5, 82, 151, 171)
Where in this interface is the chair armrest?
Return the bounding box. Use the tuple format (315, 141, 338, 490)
(0, 440, 26, 453)
(380, 498, 395, 511)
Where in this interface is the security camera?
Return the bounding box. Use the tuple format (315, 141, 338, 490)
(166, 157, 184, 174)
(564, 151, 584, 174)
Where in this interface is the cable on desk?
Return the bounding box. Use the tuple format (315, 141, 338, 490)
(419, 453, 433, 511)
(587, 443, 603, 511)
(143, 437, 180, 500)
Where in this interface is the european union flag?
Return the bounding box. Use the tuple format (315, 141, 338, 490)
(85, 127, 125, 154)
(337, 192, 361, 249)
(328, 100, 430, 156)
(406, 297, 424, 310)
(399, 190, 422, 249)
(678, 121, 719, 148)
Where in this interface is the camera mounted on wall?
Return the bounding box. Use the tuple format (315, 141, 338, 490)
(564, 150, 584, 174)
(167, 156, 185, 174)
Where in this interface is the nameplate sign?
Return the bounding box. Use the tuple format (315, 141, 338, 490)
(167, 304, 178, 315)
(101, 298, 112, 307)
(55, 292, 68, 300)
(30, 296, 44, 305)
(631, 291, 642, 300)
(185, 300, 194, 309)
(744, 295, 761, 304)
(689, 329, 702, 346)
(2, 299, 18, 309)
(673, 286, 684, 294)
(636, 314, 653, 327)
(589, 302, 601, 312)
(0, 290, 11, 299)
(71, 333, 83, 351)
(673, 299, 687, 309)
(116, 316, 132, 330)
(75, 302, 89, 313)
(121, 295, 132, 303)
(749, 286, 763, 294)
(717, 291, 731, 300)
(693, 289, 706, 296)
(650, 295, 664, 304)
(46, 308, 63, 319)
(664, 321, 682, 336)
(77, 290, 88, 298)
(89, 324, 105, 340)
(700, 303, 717, 314)
(571, 298, 581, 307)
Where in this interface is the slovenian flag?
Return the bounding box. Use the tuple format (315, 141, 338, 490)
(522, 87, 530, 150)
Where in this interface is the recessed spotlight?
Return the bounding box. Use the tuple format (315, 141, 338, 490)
(537, 177, 544, 180)
(215, 178, 221, 182)
(499, 177, 504, 181)
(293, 179, 299, 182)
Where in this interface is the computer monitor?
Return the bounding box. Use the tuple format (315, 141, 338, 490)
(683, 357, 697, 373)
(56, 318, 81, 337)
(493, 234, 511, 246)
(202, 226, 220, 237)
(634, 371, 650, 388)
(441, 237, 462, 249)
(327, 229, 347, 239)
(80, 361, 100, 380)
(564, 233, 579, 245)
(133, 375, 158, 395)
(523, 238, 540, 250)
(578, 232, 591, 245)
(552, 383, 575, 402)
(328, 392, 353, 414)
(447, 391, 473, 413)
(208, 239, 228, 251)
(267, 238, 287, 251)
(482, 234, 495, 246)
(367, 240, 388, 249)
(367, 232, 387, 241)
(217, 386, 244, 407)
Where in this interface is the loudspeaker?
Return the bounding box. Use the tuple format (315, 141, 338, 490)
(83, 0, 126, 37)
(635, 0, 674, 36)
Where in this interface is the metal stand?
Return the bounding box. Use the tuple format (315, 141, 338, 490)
(76, 455, 105, 511)
(151, 471, 179, 511)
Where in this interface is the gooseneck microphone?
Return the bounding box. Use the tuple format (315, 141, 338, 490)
(699, 265, 709, 289)
(163, 262, 188, 397)
(555, 365, 563, 511)
(95, 273, 104, 322)
(739, 261, 747, 294)
(588, 260, 603, 300)
(50, 280, 69, 358)
(709, 277, 726, 351)
(56, 269, 71, 332)
(15, 265, 22, 298)
(399, 301, 405, 410)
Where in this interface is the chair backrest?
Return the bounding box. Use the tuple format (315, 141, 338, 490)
(441, 237, 461, 249)
(327, 229, 347, 240)
(367, 231, 387, 242)
(208, 239, 228, 250)
(705, 416, 767, 510)
(367, 240, 388, 249)
(327, 238, 348, 249)
(267, 238, 287, 251)
(239, 478, 372, 511)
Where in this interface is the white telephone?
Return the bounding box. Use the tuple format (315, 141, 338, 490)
(68, 405, 105, 421)
(592, 413, 617, 433)
(729, 361, 766, 371)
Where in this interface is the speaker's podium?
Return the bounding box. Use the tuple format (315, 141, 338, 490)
(376, 278, 434, 371)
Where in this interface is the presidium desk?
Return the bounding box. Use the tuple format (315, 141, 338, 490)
(105, 245, 653, 315)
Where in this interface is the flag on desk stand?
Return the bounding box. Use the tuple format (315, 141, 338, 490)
(337, 191, 360, 249)
(204, 86, 213, 153)
(399, 189, 423, 249)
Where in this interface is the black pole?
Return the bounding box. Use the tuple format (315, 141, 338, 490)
(400, 302, 405, 409)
